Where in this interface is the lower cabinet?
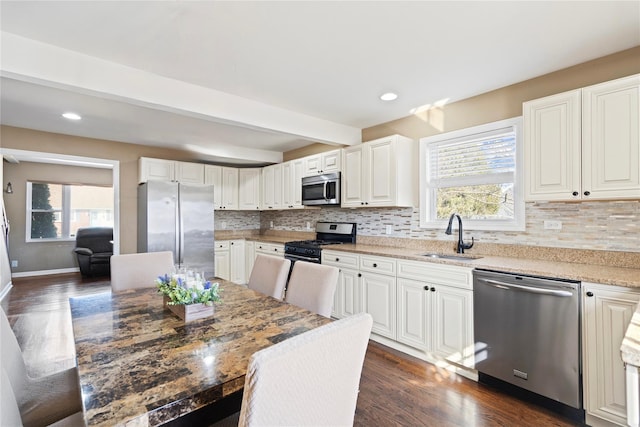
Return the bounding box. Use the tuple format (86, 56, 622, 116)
(583, 282, 640, 427)
(214, 241, 230, 281)
(362, 271, 396, 339)
(255, 242, 285, 258)
(214, 240, 246, 284)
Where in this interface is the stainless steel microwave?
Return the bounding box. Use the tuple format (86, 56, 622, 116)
(301, 172, 341, 206)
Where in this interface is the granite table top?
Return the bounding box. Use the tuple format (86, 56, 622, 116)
(69, 281, 330, 427)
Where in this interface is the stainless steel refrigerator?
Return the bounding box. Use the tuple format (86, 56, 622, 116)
(138, 181, 215, 278)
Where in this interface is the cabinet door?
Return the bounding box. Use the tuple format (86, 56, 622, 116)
(582, 74, 640, 200)
(222, 167, 239, 210)
(341, 145, 365, 207)
(321, 150, 341, 174)
(366, 138, 395, 206)
(397, 278, 430, 351)
(282, 160, 304, 209)
(524, 90, 582, 201)
(214, 248, 230, 281)
(238, 169, 261, 210)
(362, 272, 396, 339)
(139, 158, 175, 183)
(432, 285, 474, 367)
(303, 154, 322, 177)
(261, 165, 276, 209)
(175, 162, 205, 184)
(583, 283, 640, 426)
(205, 165, 224, 209)
(229, 240, 245, 284)
(340, 268, 362, 319)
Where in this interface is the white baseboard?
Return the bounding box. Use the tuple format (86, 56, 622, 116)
(0, 282, 13, 302)
(12, 267, 79, 278)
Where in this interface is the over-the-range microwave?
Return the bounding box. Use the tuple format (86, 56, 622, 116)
(301, 172, 341, 206)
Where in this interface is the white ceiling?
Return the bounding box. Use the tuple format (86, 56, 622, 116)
(1, 1, 638, 165)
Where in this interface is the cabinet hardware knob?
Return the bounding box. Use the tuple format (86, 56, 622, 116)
(423, 286, 429, 291)
(358, 273, 362, 277)
(586, 291, 594, 297)
(572, 191, 579, 196)
(431, 287, 436, 292)
(584, 191, 591, 196)
(336, 258, 340, 262)
(361, 202, 365, 205)
(373, 263, 377, 268)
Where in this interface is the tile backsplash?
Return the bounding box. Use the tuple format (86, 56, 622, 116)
(219, 200, 639, 253)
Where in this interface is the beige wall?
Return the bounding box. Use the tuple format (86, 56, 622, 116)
(3, 162, 112, 272)
(0, 126, 212, 258)
(362, 46, 640, 141)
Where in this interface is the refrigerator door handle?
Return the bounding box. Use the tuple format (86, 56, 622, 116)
(174, 193, 181, 266)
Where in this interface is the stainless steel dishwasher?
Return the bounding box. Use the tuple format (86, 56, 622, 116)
(473, 269, 582, 411)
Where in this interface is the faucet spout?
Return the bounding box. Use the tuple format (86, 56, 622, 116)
(445, 213, 474, 254)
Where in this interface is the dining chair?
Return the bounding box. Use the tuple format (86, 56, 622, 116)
(110, 251, 174, 291)
(284, 261, 339, 317)
(0, 307, 82, 427)
(213, 312, 373, 426)
(247, 254, 291, 300)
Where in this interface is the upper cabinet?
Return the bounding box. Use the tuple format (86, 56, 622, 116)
(238, 168, 262, 210)
(205, 165, 239, 210)
(341, 135, 415, 208)
(261, 163, 283, 210)
(139, 157, 204, 184)
(303, 149, 341, 177)
(282, 159, 304, 209)
(524, 74, 640, 201)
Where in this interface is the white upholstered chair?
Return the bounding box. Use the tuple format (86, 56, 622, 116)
(247, 255, 291, 300)
(230, 312, 372, 426)
(284, 262, 339, 318)
(110, 251, 174, 291)
(0, 308, 83, 427)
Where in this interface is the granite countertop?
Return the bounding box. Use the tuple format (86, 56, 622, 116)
(70, 282, 329, 426)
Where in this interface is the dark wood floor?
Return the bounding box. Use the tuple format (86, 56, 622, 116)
(3, 273, 581, 426)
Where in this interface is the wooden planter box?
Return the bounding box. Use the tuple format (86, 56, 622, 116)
(163, 296, 214, 322)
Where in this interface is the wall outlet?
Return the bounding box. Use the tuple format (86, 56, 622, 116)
(544, 220, 563, 230)
(385, 225, 393, 235)
(10, 260, 18, 268)
(306, 222, 311, 230)
(270, 221, 274, 228)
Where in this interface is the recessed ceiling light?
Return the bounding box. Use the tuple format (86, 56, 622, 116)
(380, 92, 398, 101)
(62, 112, 82, 120)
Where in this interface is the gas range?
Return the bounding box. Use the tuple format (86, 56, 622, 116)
(284, 222, 356, 263)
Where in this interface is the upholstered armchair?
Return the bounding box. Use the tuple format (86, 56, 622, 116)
(73, 227, 113, 277)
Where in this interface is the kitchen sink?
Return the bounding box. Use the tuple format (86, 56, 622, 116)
(420, 253, 482, 262)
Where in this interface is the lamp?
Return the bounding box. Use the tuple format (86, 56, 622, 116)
(5, 182, 13, 194)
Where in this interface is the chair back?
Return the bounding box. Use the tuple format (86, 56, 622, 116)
(285, 262, 339, 317)
(110, 251, 174, 291)
(1, 367, 23, 427)
(238, 312, 373, 426)
(0, 307, 28, 402)
(247, 255, 291, 300)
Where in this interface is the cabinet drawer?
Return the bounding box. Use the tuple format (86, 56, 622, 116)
(215, 241, 230, 250)
(322, 250, 359, 269)
(360, 255, 396, 276)
(255, 242, 284, 256)
(397, 259, 472, 290)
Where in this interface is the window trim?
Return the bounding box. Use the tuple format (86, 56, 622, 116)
(419, 116, 524, 231)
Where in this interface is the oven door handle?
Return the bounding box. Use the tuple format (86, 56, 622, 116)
(478, 278, 574, 297)
(285, 253, 321, 263)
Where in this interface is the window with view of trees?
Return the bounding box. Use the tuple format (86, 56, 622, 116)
(27, 182, 114, 241)
(419, 117, 524, 231)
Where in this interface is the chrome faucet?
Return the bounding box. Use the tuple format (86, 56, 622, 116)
(445, 213, 474, 254)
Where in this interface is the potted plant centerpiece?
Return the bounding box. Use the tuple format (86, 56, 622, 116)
(156, 271, 221, 322)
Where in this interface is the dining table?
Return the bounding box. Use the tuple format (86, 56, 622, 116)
(69, 279, 331, 427)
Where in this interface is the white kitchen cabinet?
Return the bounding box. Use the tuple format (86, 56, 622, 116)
(524, 74, 640, 201)
(583, 282, 640, 427)
(396, 260, 474, 367)
(341, 135, 415, 208)
(214, 240, 230, 281)
(205, 165, 239, 210)
(175, 161, 205, 184)
(255, 241, 284, 258)
(245, 241, 256, 281)
(322, 250, 362, 319)
(229, 240, 246, 284)
(282, 159, 304, 209)
(261, 164, 283, 210)
(360, 255, 396, 339)
(238, 168, 262, 210)
(139, 157, 175, 183)
(303, 149, 341, 177)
